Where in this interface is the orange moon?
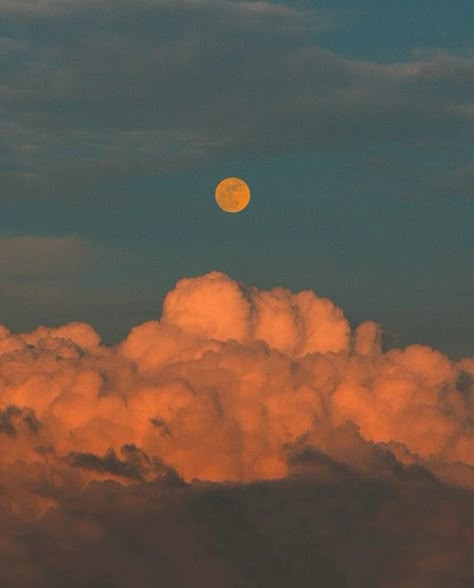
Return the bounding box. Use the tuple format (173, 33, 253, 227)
(215, 177, 251, 213)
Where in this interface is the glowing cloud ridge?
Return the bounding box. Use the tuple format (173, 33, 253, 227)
(0, 271, 472, 514)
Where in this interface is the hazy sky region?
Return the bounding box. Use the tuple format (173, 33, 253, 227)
(1, 0, 473, 356)
(1, 2, 473, 587)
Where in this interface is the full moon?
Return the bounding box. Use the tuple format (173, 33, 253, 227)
(215, 177, 251, 213)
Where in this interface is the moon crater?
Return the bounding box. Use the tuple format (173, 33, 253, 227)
(215, 177, 251, 213)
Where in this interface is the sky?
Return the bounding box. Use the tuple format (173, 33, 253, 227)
(0, 1, 473, 586)
(0, 0, 473, 357)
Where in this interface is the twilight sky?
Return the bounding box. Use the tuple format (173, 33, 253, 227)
(1, 3, 474, 586)
(1, 0, 473, 357)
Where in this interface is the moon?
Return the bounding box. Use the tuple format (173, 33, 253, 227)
(215, 177, 251, 213)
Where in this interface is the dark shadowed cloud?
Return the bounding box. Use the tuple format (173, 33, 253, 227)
(1, 0, 473, 195)
(0, 456, 473, 587)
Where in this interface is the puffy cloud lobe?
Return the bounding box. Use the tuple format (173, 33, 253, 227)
(160, 271, 349, 353)
(162, 271, 252, 343)
(0, 271, 472, 517)
(354, 320, 382, 356)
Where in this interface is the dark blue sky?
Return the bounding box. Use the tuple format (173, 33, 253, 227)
(0, 0, 473, 356)
(306, 0, 473, 59)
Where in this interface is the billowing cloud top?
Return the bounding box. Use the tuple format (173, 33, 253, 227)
(0, 271, 473, 586)
(0, 271, 472, 505)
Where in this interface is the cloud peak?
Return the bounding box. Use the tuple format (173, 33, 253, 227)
(0, 271, 471, 510)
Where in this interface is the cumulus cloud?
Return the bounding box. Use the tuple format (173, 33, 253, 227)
(0, 270, 473, 585)
(0, 270, 472, 491)
(368, 155, 474, 200)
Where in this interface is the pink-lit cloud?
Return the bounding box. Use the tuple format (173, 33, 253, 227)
(0, 271, 471, 502)
(0, 271, 473, 586)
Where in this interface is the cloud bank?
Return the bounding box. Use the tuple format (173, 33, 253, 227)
(1, 270, 473, 492)
(0, 270, 473, 585)
(1, 0, 473, 194)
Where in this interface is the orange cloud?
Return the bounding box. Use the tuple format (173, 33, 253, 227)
(0, 271, 472, 519)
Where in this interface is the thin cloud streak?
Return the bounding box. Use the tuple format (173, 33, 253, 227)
(1, 1, 472, 194)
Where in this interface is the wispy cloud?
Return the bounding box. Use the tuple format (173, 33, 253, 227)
(0, 236, 93, 278)
(1, 1, 472, 197)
